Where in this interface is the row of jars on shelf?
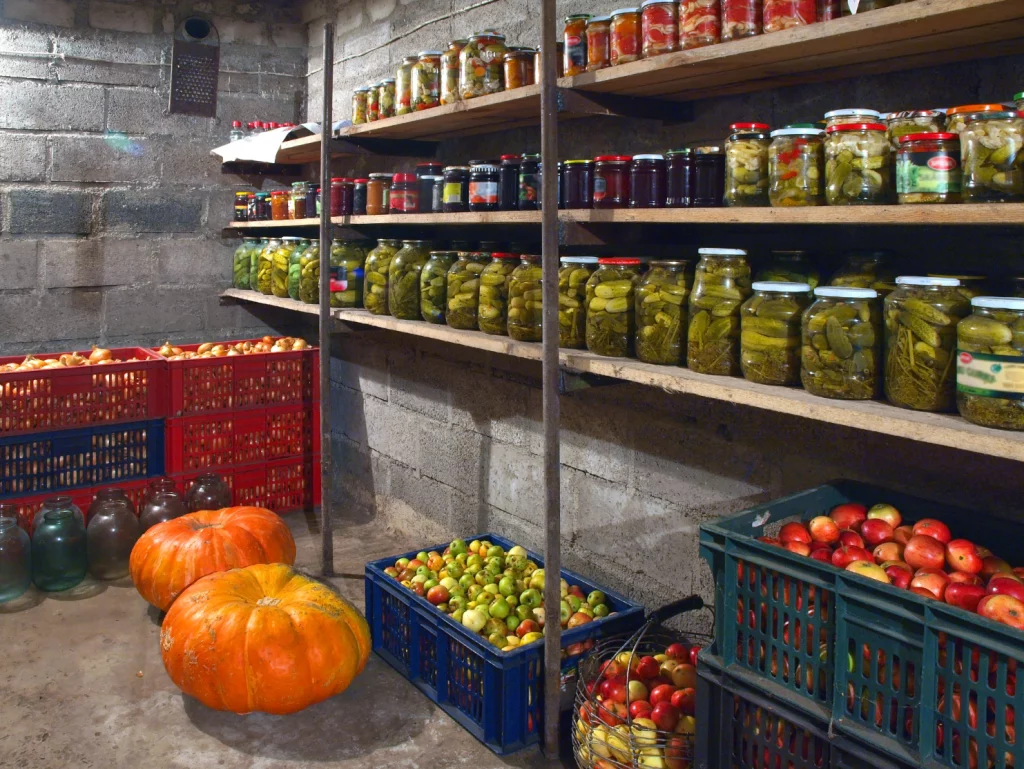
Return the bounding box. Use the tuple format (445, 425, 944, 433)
(0, 474, 231, 603)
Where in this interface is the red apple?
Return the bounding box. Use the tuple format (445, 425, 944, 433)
(913, 518, 952, 544)
(911, 571, 949, 601)
(426, 585, 450, 604)
(670, 687, 696, 715)
(893, 525, 915, 546)
(846, 561, 891, 583)
(946, 540, 983, 574)
(598, 701, 628, 727)
(688, 646, 700, 667)
(779, 522, 812, 544)
(885, 565, 912, 589)
(608, 681, 627, 704)
(832, 545, 873, 568)
(978, 594, 1024, 630)
(1013, 567, 1024, 580)
(629, 700, 653, 719)
(880, 560, 913, 574)
(861, 519, 895, 547)
(945, 583, 987, 613)
(783, 541, 811, 556)
(910, 586, 938, 599)
(873, 542, 904, 563)
(664, 643, 688, 661)
(948, 571, 983, 586)
(809, 547, 832, 563)
(516, 619, 540, 638)
(839, 530, 866, 549)
(982, 556, 1013, 579)
(649, 684, 676, 706)
(665, 736, 690, 769)
(867, 503, 902, 528)
(650, 701, 681, 732)
(988, 576, 1024, 604)
(904, 534, 946, 571)
(756, 536, 780, 546)
(830, 503, 867, 532)
(808, 516, 841, 544)
(636, 656, 661, 680)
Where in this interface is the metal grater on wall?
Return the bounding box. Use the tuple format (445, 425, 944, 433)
(169, 18, 220, 117)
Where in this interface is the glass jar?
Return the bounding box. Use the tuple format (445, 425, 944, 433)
(367, 173, 391, 215)
(411, 51, 441, 111)
(519, 155, 541, 211)
(460, 33, 507, 99)
(441, 41, 466, 105)
(396, 55, 417, 115)
(186, 473, 232, 512)
(586, 16, 612, 71)
(298, 240, 321, 304)
(330, 240, 367, 308)
(272, 237, 304, 298)
(364, 239, 402, 315)
(945, 104, 1005, 136)
(234, 191, 248, 222)
(930, 274, 991, 303)
(667, 149, 695, 207)
(32, 496, 84, 536)
(740, 281, 811, 385)
(558, 256, 598, 348)
(379, 79, 396, 118)
(680, 0, 721, 49)
(763, 0, 815, 32)
(564, 14, 590, 76)
(86, 496, 139, 580)
(610, 8, 642, 66)
(420, 251, 457, 324)
(723, 0, 761, 39)
(352, 178, 368, 215)
(562, 159, 594, 209)
(957, 297, 1024, 430)
(756, 250, 819, 288)
(886, 110, 945, 152)
(331, 177, 353, 217)
(594, 155, 632, 208)
(507, 255, 543, 342)
(693, 146, 726, 207)
(824, 108, 882, 131)
(443, 166, 470, 212)
(0, 516, 30, 603)
(254, 191, 270, 221)
(818, 0, 840, 19)
(31, 508, 86, 592)
(629, 154, 667, 208)
(310, 184, 320, 217)
(87, 487, 134, 524)
(641, 0, 679, 57)
(289, 181, 308, 219)
(725, 123, 771, 207)
(636, 260, 690, 365)
(447, 252, 490, 329)
(884, 276, 969, 412)
(842, 0, 892, 13)
(390, 173, 419, 214)
(478, 253, 519, 335)
(255, 238, 278, 293)
(962, 111, 1024, 203)
(769, 127, 825, 207)
(138, 487, 186, 533)
(388, 240, 431, 321)
(416, 162, 442, 213)
(367, 83, 380, 122)
(504, 49, 534, 89)
(688, 248, 752, 375)
(233, 238, 256, 290)
(352, 87, 369, 124)
(801, 286, 881, 400)
(825, 122, 891, 205)
(586, 257, 642, 358)
(270, 190, 288, 220)
(499, 155, 522, 211)
(423, 175, 443, 213)
(469, 163, 500, 212)
(896, 132, 961, 204)
(831, 252, 896, 296)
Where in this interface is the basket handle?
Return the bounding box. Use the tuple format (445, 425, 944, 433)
(648, 595, 704, 624)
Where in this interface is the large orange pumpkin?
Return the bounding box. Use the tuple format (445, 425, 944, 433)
(130, 506, 296, 611)
(160, 563, 371, 714)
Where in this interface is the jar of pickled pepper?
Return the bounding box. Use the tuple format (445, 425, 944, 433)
(379, 79, 396, 118)
(352, 87, 369, 124)
(411, 51, 441, 111)
(641, 0, 679, 58)
(763, 0, 815, 33)
(478, 252, 519, 335)
(559, 256, 598, 348)
(586, 16, 612, 71)
(396, 55, 417, 115)
(636, 260, 689, 365)
(961, 111, 1024, 203)
(594, 155, 632, 208)
(722, 0, 762, 40)
(725, 122, 771, 207)
(802, 286, 881, 400)
(440, 40, 466, 105)
(587, 257, 643, 358)
(688, 248, 752, 375)
(610, 8, 641, 66)
(447, 252, 489, 329)
(740, 281, 811, 386)
(957, 296, 1024, 430)
(680, 0, 721, 49)
(564, 14, 590, 76)
(769, 127, 825, 207)
(508, 255, 543, 342)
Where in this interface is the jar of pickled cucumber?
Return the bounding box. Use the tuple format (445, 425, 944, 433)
(824, 108, 882, 131)
(289, 239, 314, 300)
(769, 127, 825, 207)
(945, 103, 1005, 135)
(421, 251, 457, 324)
(255, 238, 278, 294)
(388, 240, 432, 321)
(961, 111, 1024, 203)
(396, 55, 417, 115)
(270, 237, 303, 298)
(740, 282, 810, 386)
(233, 238, 258, 290)
(508, 255, 543, 342)
(447, 252, 489, 329)
(298, 241, 320, 304)
(825, 122, 891, 205)
(725, 122, 771, 207)
(411, 51, 441, 111)
(802, 287, 881, 400)
(352, 87, 369, 124)
(957, 297, 1024, 430)
(886, 110, 945, 152)
(478, 252, 519, 335)
(460, 32, 507, 100)
(331, 240, 367, 308)
(636, 260, 689, 365)
(441, 40, 466, 105)
(830, 252, 896, 296)
(755, 250, 819, 288)
(927, 274, 990, 303)
(688, 248, 752, 376)
(558, 256, 597, 349)
(379, 79, 396, 119)
(884, 276, 970, 412)
(249, 237, 267, 289)
(363, 239, 402, 315)
(586, 257, 642, 358)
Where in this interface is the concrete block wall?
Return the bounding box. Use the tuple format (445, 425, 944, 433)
(0, 0, 310, 355)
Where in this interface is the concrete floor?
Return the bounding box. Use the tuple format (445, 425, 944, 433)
(0, 515, 569, 769)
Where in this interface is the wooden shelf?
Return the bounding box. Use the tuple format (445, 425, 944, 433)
(225, 218, 327, 230)
(347, 211, 543, 226)
(221, 288, 320, 316)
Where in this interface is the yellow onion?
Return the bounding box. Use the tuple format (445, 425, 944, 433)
(89, 346, 112, 363)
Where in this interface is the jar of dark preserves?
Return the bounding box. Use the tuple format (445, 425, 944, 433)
(330, 177, 353, 217)
(390, 172, 419, 214)
(630, 154, 667, 208)
(352, 178, 368, 215)
(563, 159, 594, 209)
(443, 166, 469, 212)
(246, 192, 256, 221)
(519, 154, 541, 211)
(255, 191, 270, 220)
(469, 163, 500, 212)
(692, 146, 725, 207)
(415, 162, 443, 212)
(667, 149, 694, 207)
(593, 155, 632, 209)
(234, 192, 248, 222)
(305, 183, 318, 216)
(424, 175, 444, 213)
(499, 154, 521, 211)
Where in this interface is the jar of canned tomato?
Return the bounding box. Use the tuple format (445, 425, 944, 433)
(722, 0, 761, 40)
(586, 16, 612, 71)
(593, 155, 632, 208)
(680, 0, 721, 49)
(763, 0, 816, 33)
(610, 8, 642, 66)
(630, 154, 667, 208)
(564, 14, 590, 76)
(641, 0, 679, 58)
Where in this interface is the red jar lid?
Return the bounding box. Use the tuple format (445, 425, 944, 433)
(730, 122, 770, 131)
(354, 178, 369, 184)
(594, 155, 633, 162)
(271, 190, 286, 196)
(330, 177, 353, 183)
(898, 132, 959, 144)
(500, 154, 522, 161)
(392, 172, 417, 183)
(598, 257, 642, 265)
(491, 252, 520, 259)
(415, 162, 441, 168)
(826, 123, 886, 133)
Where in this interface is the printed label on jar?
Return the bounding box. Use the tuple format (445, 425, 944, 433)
(328, 265, 349, 292)
(390, 189, 418, 212)
(897, 151, 961, 194)
(443, 182, 464, 203)
(468, 180, 498, 205)
(593, 175, 608, 200)
(519, 173, 540, 204)
(566, 37, 586, 68)
(957, 351, 1024, 400)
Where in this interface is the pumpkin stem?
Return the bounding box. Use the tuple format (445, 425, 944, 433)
(256, 597, 281, 607)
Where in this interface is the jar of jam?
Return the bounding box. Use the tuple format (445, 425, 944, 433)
(824, 108, 882, 131)
(610, 8, 641, 66)
(423, 175, 444, 213)
(378, 79, 396, 118)
(441, 40, 466, 105)
(593, 155, 632, 208)
(390, 173, 419, 214)
(289, 182, 308, 219)
(352, 87, 368, 124)
(564, 14, 590, 76)
(366, 173, 391, 216)
(352, 179, 368, 215)
(519, 154, 541, 211)
(641, 0, 679, 58)
(563, 159, 594, 209)
(469, 163, 500, 212)
(667, 149, 695, 207)
(270, 190, 288, 220)
(234, 192, 249, 222)
(896, 132, 961, 204)
(443, 166, 470, 212)
(254, 192, 270, 220)
(681, 0, 721, 49)
(305, 183, 318, 216)
(586, 16, 612, 71)
(763, 0, 815, 33)
(693, 146, 726, 207)
(722, 0, 761, 40)
(499, 155, 522, 211)
(415, 162, 442, 213)
(630, 154, 667, 208)
(557, 161, 565, 208)
(504, 49, 534, 89)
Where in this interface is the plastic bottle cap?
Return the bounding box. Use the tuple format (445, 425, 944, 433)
(971, 296, 1024, 309)
(814, 287, 878, 299)
(895, 276, 960, 287)
(730, 122, 771, 132)
(752, 281, 811, 293)
(698, 248, 747, 256)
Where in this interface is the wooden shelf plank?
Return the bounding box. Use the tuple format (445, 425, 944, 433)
(225, 218, 327, 230)
(347, 211, 543, 226)
(221, 288, 321, 316)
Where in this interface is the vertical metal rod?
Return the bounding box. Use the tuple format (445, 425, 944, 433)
(319, 22, 335, 577)
(539, 0, 561, 758)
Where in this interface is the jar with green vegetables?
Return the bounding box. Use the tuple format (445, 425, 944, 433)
(364, 239, 402, 315)
(884, 276, 969, 412)
(740, 282, 811, 385)
(411, 51, 441, 111)
(558, 256, 597, 349)
(961, 111, 1024, 202)
(586, 257, 642, 358)
(755, 250, 819, 288)
(957, 296, 1024, 430)
(388, 240, 432, 320)
(271, 237, 305, 298)
(332, 240, 367, 308)
(298, 241, 320, 304)
(233, 238, 258, 290)
(441, 40, 466, 105)
(478, 252, 519, 334)
(421, 251, 457, 324)
(396, 56, 417, 115)
(885, 110, 945, 152)
(769, 127, 825, 207)
(825, 122, 891, 205)
(688, 248, 752, 376)
(379, 79, 396, 118)
(507, 255, 543, 342)
(636, 260, 689, 365)
(830, 252, 896, 296)
(352, 87, 369, 124)
(447, 251, 489, 329)
(802, 287, 881, 400)
(459, 32, 507, 100)
(725, 122, 771, 207)
(289, 239, 314, 300)
(256, 238, 279, 294)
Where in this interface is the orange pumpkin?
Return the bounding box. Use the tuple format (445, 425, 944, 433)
(130, 506, 296, 611)
(160, 563, 371, 714)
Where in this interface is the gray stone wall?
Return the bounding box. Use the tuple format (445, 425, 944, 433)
(0, 0, 309, 355)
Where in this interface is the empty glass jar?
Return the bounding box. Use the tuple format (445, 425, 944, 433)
(139, 488, 187, 532)
(32, 508, 87, 592)
(87, 496, 140, 580)
(87, 487, 135, 524)
(32, 496, 83, 536)
(185, 473, 232, 513)
(0, 515, 31, 603)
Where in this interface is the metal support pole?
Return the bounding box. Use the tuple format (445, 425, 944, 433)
(319, 22, 335, 577)
(539, 0, 561, 758)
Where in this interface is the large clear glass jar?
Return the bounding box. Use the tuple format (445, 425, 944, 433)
(289, 239, 314, 300)
(680, 0, 721, 49)
(508, 255, 543, 342)
(641, 0, 679, 58)
(364, 239, 401, 315)
(298, 240, 320, 304)
(272, 237, 305, 298)
(141, 477, 176, 507)
(139, 488, 186, 533)
(460, 33, 507, 99)
(0, 515, 30, 603)
(825, 122, 891, 205)
(884, 276, 969, 412)
(440, 41, 465, 105)
(688, 248, 752, 376)
(824, 108, 882, 132)
(289, 181, 308, 220)
(388, 240, 432, 321)
(587, 258, 642, 358)
(186, 472, 232, 512)
(886, 110, 945, 152)
(763, 0, 815, 32)
(636, 260, 689, 365)
(233, 238, 257, 290)
(87, 487, 135, 524)
(250, 237, 269, 289)
(723, 0, 762, 40)
(725, 122, 771, 207)
(366, 83, 380, 122)
(86, 496, 139, 580)
(421, 251, 457, 324)
(478, 252, 519, 335)
(802, 287, 881, 400)
(352, 87, 368, 124)
(411, 51, 441, 111)
(830, 252, 896, 296)
(32, 508, 87, 592)
(331, 240, 367, 308)
(756, 250, 819, 288)
(740, 281, 810, 385)
(396, 55, 417, 115)
(32, 496, 84, 536)
(961, 111, 1024, 203)
(447, 252, 489, 329)
(957, 297, 1024, 430)
(945, 103, 1005, 136)
(769, 127, 825, 207)
(257, 238, 280, 295)
(379, 78, 396, 118)
(559, 256, 598, 349)
(610, 8, 641, 65)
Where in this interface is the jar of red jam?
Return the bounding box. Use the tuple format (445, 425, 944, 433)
(586, 16, 611, 71)
(469, 163, 500, 212)
(681, 0, 721, 49)
(564, 14, 590, 76)
(330, 177, 353, 217)
(610, 8, 641, 66)
(693, 146, 725, 207)
(641, 0, 679, 57)
(764, 0, 816, 32)
(593, 155, 632, 208)
(722, 0, 761, 39)
(563, 159, 594, 209)
(630, 154, 667, 208)
(896, 132, 961, 204)
(389, 173, 419, 214)
(667, 149, 695, 207)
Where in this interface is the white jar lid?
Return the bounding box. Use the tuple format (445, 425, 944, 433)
(771, 127, 825, 137)
(560, 256, 599, 263)
(814, 287, 878, 299)
(896, 276, 960, 287)
(698, 248, 747, 256)
(632, 154, 666, 161)
(752, 281, 811, 292)
(824, 108, 882, 119)
(971, 296, 1024, 309)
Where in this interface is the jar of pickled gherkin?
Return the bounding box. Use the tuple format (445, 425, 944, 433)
(254, 238, 277, 293)
(388, 240, 432, 321)
(558, 256, 598, 348)
(755, 250, 819, 288)
(636, 260, 689, 365)
(352, 87, 369, 124)
(506, 255, 543, 342)
(298, 240, 320, 304)
(885, 110, 945, 152)
(893, 132, 961, 204)
(957, 297, 1024, 430)
(379, 79, 396, 119)
(411, 51, 441, 111)
(363, 239, 402, 315)
(460, 33, 507, 100)
(944, 103, 1004, 135)
(587, 257, 642, 358)
(478, 252, 519, 335)
(233, 238, 258, 290)
(272, 237, 305, 298)
(725, 122, 771, 207)
(366, 84, 380, 122)
(884, 276, 970, 412)
(688, 248, 752, 376)
(420, 251, 457, 324)
(331, 240, 367, 308)
(440, 40, 466, 105)
(769, 127, 825, 207)
(740, 282, 810, 385)
(289, 239, 314, 300)
(825, 122, 891, 205)
(961, 111, 1024, 203)
(447, 252, 489, 329)
(801, 286, 881, 400)
(929, 274, 991, 302)
(830, 252, 896, 295)
(824, 108, 882, 131)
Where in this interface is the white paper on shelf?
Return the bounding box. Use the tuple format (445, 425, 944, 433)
(211, 121, 338, 164)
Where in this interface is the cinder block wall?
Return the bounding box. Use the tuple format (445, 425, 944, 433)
(0, 0, 309, 355)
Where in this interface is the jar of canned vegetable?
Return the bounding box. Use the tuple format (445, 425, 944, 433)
(564, 14, 590, 76)
(636, 260, 689, 365)
(563, 159, 595, 209)
(352, 87, 369, 124)
(297, 240, 319, 304)
(440, 41, 466, 105)
(460, 33, 507, 99)
(507, 255, 543, 342)
(254, 238, 276, 292)
(824, 108, 882, 131)
(272, 237, 305, 298)
(504, 49, 534, 89)
(756, 250, 819, 287)
(447, 252, 489, 329)
(769, 127, 825, 206)
(943, 103, 1002, 136)
(518, 155, 541, 211)
(587, 257, 642, 358)
(366, 85, 380, 122)
(680, 0, 721, 49)
(288, 239, 313, 300)
(396, 56, 416, 115)
(379, 79, 396, 118)
(726, 122, 771, 207)
(586, 16, 612, 71)
(831, 252, 896, 295)
(825, 122, 891, 205)
(957, 297, 1024, 430)
(479, 252, 519, 334)
(559, 256, 598, 348)
(388, 240, 432, 321)
(740, 281, 810, 385)
(332, 240, 367, 308)
(961, 111, 1024, 203)
(411, 51, 441, 111)
(630, 154, 667, 208)
(594, 155, 632, 208)
(802, 286, 881, 400)
(763, 0, 815, 33)
(688, 248, 752, 375)
(722, 0, 761, 40)
(896, 132, 961, 204)
(885, 110, 945, 151)
(363, 239, 402, 315)
(421, 251, 458, 324)
(231, 238, 256, 290)
(641, 0, 679, 58)
(289, 182, 308, 219)
(610, 8, 642, 66)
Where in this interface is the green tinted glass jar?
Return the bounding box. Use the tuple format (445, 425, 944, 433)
(740, 281, 811, 386)
(635, 260, 689, 365)
(957, 296, 1024, 430)
(288, 239, 314, 300)
(478, 252, 519, 334)
(388, 240, 432, 320)
(421, 250, 457, 324)
(755, 250, 819, 288)
(233, 238, 257, 290)
(801, 287, 881, 400)
(363, 239, 401, 315)
(586, 257, 642, 358)
(298, 241, 320, 304)
(830, 252, 896, 296)
(250, 237, 270, 290)
(271, 237, 305, 298)
(558, 256, 598, 349)
(257, 237, 282, 295)
(688, 248, 752, 376)
(507, 255, 543, 342)
(447, 251, 489, 329)
(884, 276, 970, 412)
(332, 240, 367, 308)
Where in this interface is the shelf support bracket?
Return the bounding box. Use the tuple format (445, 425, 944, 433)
(557, 88, 694, 123)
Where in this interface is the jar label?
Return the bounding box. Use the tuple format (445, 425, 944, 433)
(390, 189, 418, 212)
(329, 265, 356, 292)
(566, 37, 586, 69)
(519, 172, 540, 204)
(957, 350, 1024, 400)
(593, 175, 608, 200)
(469, 180, 498, 205)
(443, 182, 464, 203)
(897, 150, 961, 194)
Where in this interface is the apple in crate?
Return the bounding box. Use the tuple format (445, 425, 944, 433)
(779, 522, 812, 544)
(988, 576, 1024, 604)
(860, 519, 894, 547)
(913, 518, 952, 544)
(830, 503, 867, 532)
(945, 584, 987, 612)
(978, 594, 1024, 630)
(867, 503, 902, 528)
(945, 539, 983, 574)
(846, 561, 891, 583)
(904, 535, 945, 571)
(808, 516, 840, 544)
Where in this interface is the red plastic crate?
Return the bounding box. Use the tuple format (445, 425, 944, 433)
(0, 347, 165, 436)
(5, 478, 153, 533)
(170, 454, 320, 513)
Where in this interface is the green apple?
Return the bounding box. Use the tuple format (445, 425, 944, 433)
(423, 579, 438, 591)
(446, 563, 463, 580)
(449, 539, 468, 556)
(484, 617, 507, 637)
(587, 590, 606, 608)
(489, 596, 511, 619)
(560, 579, 569, 598)
(448, 595, 467, 613)
(483, 583, 500, 596)
(506, 594, 518, 608)
(567, 595, 582, 612)
(437, 602, 448, 613)
(459, 574, 474, 591)
(467, 554, 483, 569)
(415, 565, 431, 578)
(560, 600, 572, 625)
(498, 576, 516, 597)
(462, 609, 486, 633)
(468, 585, 483, 601)
(487, 631, 506, 648)
(396, 558, 410, 568)
(439, 577, 458, 591)
(506, 615, 521, 632)
(416, 551, 429, 564)
(452, 608, 465, 623)
(508, 545, 527, 558)
(593, 603, 609, 618)
(486, 545, 505, 559)
(516, 605, 532, 621)
(469, 540, 481, 552)
(519, 588, 542, 609)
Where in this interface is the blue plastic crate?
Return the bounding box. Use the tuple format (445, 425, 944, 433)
(0, 419, 165, 498)
(365, 532, 644, 755)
